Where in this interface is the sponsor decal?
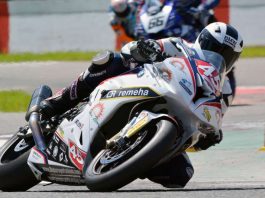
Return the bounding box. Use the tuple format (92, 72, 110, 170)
(59, 152, 64, 162)
(70, 80, 78, 100)
(14, 139, 29, 152)
(33, 149, 42, 159)
(203, 107, 211, 122)
(60, 143, 67, 153)
(46, 135, 71, 167)
(160, 67, 172, 82)
(69, 140, 87, 171)
(137, 69, 145, 77)
(101, 87, 159, 99)
(52, 146, 58, 158)
(89, 70, 107, 77)
(75, 119, 84, 129)
(179, 79, 193, 95)
(170, 58, 185, 71)
(224, 35, 236, 48)
(53, 135, 60, 143)
(215, 109, 222, 126)
(64, 154, 69, 164)
(49, 141, 53, 150)
(31, 147, 47, 164)
(89, 103, 104, 120)
(56, 127, 65, 139)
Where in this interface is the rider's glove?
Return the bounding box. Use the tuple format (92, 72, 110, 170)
(193, 129, 223, 150)
(189, 7, 210, 27)
(130, 39, 168, 63)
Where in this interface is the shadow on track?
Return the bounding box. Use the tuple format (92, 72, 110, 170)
(28, 186, 265, 193)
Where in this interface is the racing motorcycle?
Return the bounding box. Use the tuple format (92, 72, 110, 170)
(0, 42, 224, 191)
(135, 0, 214, 42)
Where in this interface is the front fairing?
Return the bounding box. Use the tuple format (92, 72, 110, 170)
(155, 56, 223, 139)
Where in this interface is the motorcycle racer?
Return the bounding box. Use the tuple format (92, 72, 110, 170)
(39, 22, 243, 188)
(175, 0, 220, 28)
(110, 0, 137, 50)
(110, 0, 220, 49)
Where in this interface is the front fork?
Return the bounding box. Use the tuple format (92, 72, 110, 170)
(106, 110, 179, 151)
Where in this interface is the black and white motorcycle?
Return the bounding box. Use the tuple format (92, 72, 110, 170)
(0, 42, 224, 191)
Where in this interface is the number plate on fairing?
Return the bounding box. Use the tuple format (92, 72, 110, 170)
(140, 5, 172, 33)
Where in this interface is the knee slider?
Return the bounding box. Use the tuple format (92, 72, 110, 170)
(90, 50, 114, 71)
(81, 51, 114, 91)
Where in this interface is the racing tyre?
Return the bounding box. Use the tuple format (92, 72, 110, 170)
(85, 119, 179, 191)
(0, 131, 39, 191)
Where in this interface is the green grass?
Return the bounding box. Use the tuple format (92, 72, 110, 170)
(241, 46, 265, 58)
(0, 51, 99, 62)
(0, 90, 31, 112)
(0, 46, 263, 62)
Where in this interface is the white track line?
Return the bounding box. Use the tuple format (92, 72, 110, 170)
(0, 135, 12, 148)
(0, 134, 12, 139)
(0, 139, 7, 147)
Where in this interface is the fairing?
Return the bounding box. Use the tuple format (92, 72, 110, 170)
(27, 48, 223, 184)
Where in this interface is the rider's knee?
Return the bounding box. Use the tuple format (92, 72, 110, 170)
(81, 50, 127, 89)
(148, 165, 194, 188)
(147, 153, 194, 188)
(90, 50, 115, 71)
(162, 166, 194, 188)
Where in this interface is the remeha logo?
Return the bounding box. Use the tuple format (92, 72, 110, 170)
(102, 87, 159, 99)
(224, 35, 236, 48)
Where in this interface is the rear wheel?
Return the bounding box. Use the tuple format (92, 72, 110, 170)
(85, 119, 179, 191)
(0, 130, 39, 191)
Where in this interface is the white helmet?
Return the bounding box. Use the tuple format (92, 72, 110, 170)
(110, 0, 129, 16)
(194, 22, 243, 72)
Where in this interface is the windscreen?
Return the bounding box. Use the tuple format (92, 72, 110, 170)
(201, 50, 227, 89)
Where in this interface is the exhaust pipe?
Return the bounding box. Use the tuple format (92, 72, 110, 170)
(26, 85, 52, 151)
(29, 112, 47, 151)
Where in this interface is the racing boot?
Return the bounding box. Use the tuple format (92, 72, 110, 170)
(39, 75, 93, 119)
(40, 50, 127, 119)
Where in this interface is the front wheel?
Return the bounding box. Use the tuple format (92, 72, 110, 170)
(0, 131, 39, 191)
(85, 119, 179, 191)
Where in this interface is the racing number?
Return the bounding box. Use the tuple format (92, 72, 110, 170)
(199, 65, 216, 77)
(148, 16, 164, 29)
(70, 144, 83, 165)
(199, 65, 220, 90)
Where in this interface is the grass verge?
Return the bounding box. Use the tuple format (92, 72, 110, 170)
(241, 46, 265, 58)
(0, 90, 31, 112)
(0, 46, 263, 62)
(0, 51, 99, 62)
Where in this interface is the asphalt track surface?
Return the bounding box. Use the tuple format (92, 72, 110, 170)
(0, 58, 265, 197)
